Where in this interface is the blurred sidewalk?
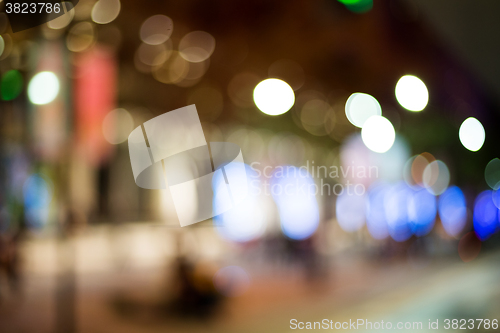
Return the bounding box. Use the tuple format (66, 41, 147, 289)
(0, 224, 498, 333)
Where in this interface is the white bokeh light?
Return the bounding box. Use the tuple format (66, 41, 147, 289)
(345, 92, 382, 128)
(361, 115, 396, 153)
(253, 78, 295, 116)
(28, 72, 60, 105)
(395, 75, 429, 112)
(459, 117, 485, 152)
(423, 160, 450, 196)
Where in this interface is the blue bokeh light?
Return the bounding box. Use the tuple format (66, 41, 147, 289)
(214, 164, 267, 243)
(473, 190, 499, 241)
(492, 189, 500, 209)
(271, 166, 319, 240)
(438, 186, 467, 237)
(408, 188, 436, 237)
(366, 182, 390, 239)
(384, 182, 412, 242)
(23, 174, 52, 229)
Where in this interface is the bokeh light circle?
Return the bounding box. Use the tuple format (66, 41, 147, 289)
(66, 22, 95, 52)
(423, 160, 450, 196)
(395, 75, 429, 112)
(179, 31, 216, 63)
(366, 183, 390, 239)
(345, 92, 382, 128)
(439, 186, 467, 237)
(485, 158, 500, 190)
(271, 166, 320, 240)
(300, 99, 332, 136)
(214, 164, 267, 243)
(102, 109, 134, 144)
(91, 0, 121, 24)
(140, 15, 173, 45)
(1, 70, 23, 101)
(23, 174, 52, 229)
(408, 188, 436, 237)
(473, 190, 499, 241)
(493, 190, 500, 210)
(361, 115, 396, 153)
(253, 78, 295, 116)
(48, 2, 74, 29)
(0, 36, 4, 57)
(384, 182, 413, 242)
(136, 42, 171, 67)
(28, 72, 60, 105)
(459, 117, 485, 152)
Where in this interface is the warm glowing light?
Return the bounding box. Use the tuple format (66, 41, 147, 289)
(140, 15, 173, 45)
(179, 31, 216, 63)
(152, 51, 189, 84)
(135, 41, 171, 67)
(48, 2, 74, 29)
(91, 0, 121, 24)
(253, 78, 295, 116)
(361, 115, 395, 153)
(66, 22, 95, 52)
(28, 72, 60, 105)
(300, 99, 332, 136)
(345, 92, 382, 128)
(395, 75, 429, 112)
(0, 34, 11, 60)
(102, 108, 134, 144)
(0, 36, 4, 57)
(459, 117, 485, 152)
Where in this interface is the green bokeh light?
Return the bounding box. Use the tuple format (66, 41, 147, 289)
(338, 0, 373, 13)
(1, 70, 24, 101)
(337, 0, 363, 4)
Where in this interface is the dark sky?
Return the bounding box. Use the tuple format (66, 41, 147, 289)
(414, 0, 500, 102)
